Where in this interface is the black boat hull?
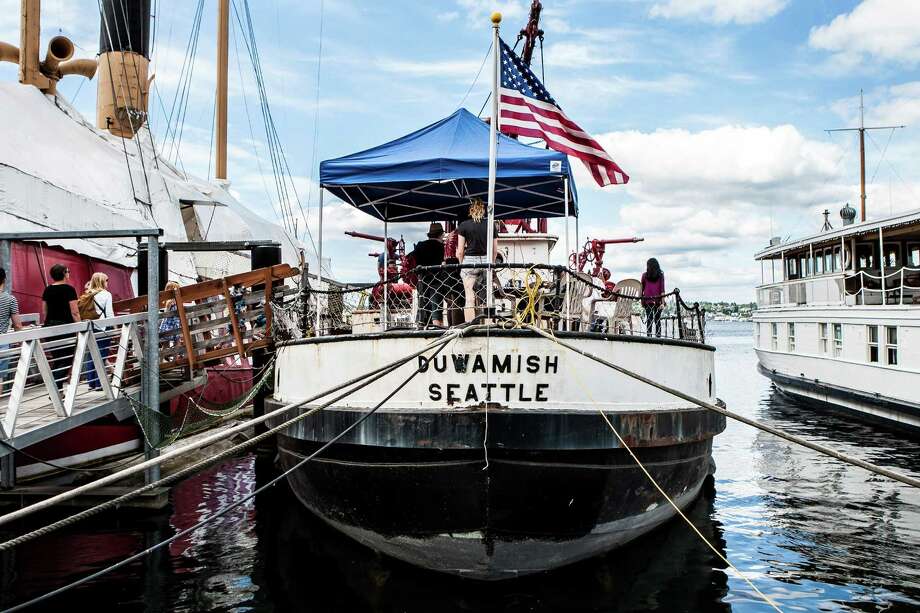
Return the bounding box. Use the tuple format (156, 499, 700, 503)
(272, 404, 723, 580)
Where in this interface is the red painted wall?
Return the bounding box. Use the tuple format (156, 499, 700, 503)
(10, 241, 134, 319)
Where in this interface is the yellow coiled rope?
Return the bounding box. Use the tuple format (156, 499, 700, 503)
(513, 267, 544, 327)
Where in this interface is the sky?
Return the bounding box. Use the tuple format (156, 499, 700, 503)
(2, 0, 920, 301)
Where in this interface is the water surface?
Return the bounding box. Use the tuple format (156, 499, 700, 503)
(2, 322, 919, 612)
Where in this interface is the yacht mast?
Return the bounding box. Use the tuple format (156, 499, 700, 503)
(827, 90, 904, 222)
(216, 0, 229, 180)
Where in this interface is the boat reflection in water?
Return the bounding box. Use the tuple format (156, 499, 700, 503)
(253, 453, 731, 612)
(751, 387, 920, 605)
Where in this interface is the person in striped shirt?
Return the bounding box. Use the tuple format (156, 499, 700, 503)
(0, 267, 24, 393)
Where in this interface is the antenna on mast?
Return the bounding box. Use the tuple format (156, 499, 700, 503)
(827, 89, 904, 223)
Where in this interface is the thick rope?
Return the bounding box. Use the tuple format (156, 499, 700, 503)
(0, 330, 464, 552)
(0, 329, 471, 528)
(1, 330, 457, 612)
(543, 325, 782, 610)
(523, 324, 920, 490)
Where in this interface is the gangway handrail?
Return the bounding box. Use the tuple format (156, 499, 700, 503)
(0, 313, 146, 345)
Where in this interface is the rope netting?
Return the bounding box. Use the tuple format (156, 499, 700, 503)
(289, 263, 706, 343)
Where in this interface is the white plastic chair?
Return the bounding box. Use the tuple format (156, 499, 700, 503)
(609, 278, 641, 334)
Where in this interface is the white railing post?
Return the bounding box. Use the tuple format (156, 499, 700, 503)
(64, 330, 89, 416)
(2, 341, 35, 438)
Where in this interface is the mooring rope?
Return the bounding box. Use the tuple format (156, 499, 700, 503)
(0, 329, 466, 552)
(523, 324, 920, 490)
(0, 329, 472, 528)
(0, 329, 459, 613)
(550, 339, 781, 610)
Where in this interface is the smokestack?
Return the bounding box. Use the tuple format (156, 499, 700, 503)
(97, 0, 151, 138)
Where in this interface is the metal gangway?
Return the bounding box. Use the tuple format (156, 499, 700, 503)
(0, 254, 301, 488)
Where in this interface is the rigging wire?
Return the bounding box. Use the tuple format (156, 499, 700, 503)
(869, 127, 895, 184)
(867, 131, 920, 207)
(232, 0, 319, 259)
(0, 334, 459, 612)
(229, 10, 289, 235)
(241, 0, 316, 255)
(230, 0, 297, 237)
(457, 40, 492, 110)
(303, 0, 325, 251)
(113, 0, 155, 209)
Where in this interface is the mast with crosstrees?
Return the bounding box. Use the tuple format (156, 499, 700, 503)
(827, 89, 904, 223)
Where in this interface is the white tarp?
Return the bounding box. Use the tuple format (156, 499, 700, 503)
(0, 83, 309, 283)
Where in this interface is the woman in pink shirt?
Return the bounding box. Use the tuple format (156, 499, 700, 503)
(640, 258, 665, 337)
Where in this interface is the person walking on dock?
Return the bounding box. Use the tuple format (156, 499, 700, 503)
(641, 258, 665, 337)
(42, 264, 80, 391)
(79, 272, 113, 391)
(0, 267, 24, 394)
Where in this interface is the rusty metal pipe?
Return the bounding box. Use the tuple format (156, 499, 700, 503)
(58, 57, 97, 79)
(41, 35, 74, 74)
(0, 41, 19, 64)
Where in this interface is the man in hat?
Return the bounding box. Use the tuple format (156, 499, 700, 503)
(410, 223, 446, 327)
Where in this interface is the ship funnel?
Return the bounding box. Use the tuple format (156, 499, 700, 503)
(41, 35, 74, 74)
(97, 0, 151, 138)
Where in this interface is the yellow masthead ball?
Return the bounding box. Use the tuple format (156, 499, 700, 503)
(491, 12, 502, 24)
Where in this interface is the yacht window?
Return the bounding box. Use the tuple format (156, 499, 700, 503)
(882, 243, 901, 269)
(824, 249, 833, 273)
(786, 257, 799, 280)
(771, 323, 778, 350)
(834, 246, 843, 271)
(868, 325, 879, 363)
(803, 254, 812, 277)
(908, 243, 920, 268)
(819, 323, 828, 354)
(886, 326, 898, 365)
(813, 252, 824, 275)
(856, 244, 876, 270)
(787, 323, 796, 352)
(833, 324, 843, 357)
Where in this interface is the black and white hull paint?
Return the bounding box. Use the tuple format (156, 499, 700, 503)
(267, 329, 724, 579)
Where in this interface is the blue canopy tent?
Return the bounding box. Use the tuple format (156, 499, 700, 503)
(319, 108, 578, 222)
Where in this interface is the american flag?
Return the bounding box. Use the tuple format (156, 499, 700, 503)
(497, 38, 629, 187)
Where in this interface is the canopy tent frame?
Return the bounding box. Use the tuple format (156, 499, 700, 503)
(314, 100, 582, 334)
(323, 175, 576, 223)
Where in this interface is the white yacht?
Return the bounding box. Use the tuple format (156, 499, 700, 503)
(753, 204, 920, 432)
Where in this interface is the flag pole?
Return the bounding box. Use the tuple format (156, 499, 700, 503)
(486, 12, 501, 319)
(564, 176, 570, 331)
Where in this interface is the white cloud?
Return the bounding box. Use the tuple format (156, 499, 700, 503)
(597, 124, 845, 207)
(649, 0, 789, 25)
(831, 82, 920, 127)
(375, 57, 485, 80)
(456, 0, 528, 26)
(809, 0, 920, 67)
(568, 124, 854, 299)
(437, 11, 460, 23)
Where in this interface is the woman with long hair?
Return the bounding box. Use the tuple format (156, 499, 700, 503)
(455, 198, 499, 322)
(82, 272, 113, 390)
(641, 258, 665, 337)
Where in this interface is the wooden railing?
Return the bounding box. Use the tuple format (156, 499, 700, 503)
(114, 264, 300, 373)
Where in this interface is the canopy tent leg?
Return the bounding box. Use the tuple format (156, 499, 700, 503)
(316, 188, 324, 335)
(383, 219, 389, 331)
